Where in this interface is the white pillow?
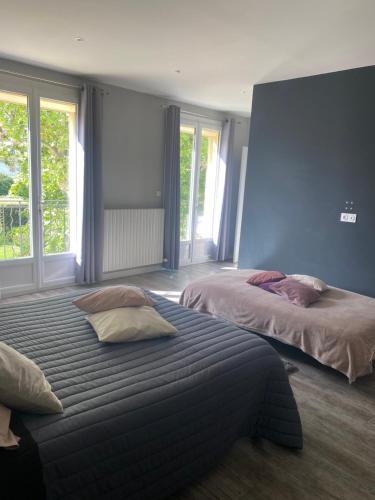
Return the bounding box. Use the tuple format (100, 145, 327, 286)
(288, 274, 328, 293)
(0, 341, 63, 414)
(86, 306, 177, 343)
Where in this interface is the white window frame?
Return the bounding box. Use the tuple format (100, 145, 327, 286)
(180, 113, 222, 265)
(0, 72, 79, 294)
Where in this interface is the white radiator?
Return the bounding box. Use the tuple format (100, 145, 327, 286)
(103, 209, 164, 273)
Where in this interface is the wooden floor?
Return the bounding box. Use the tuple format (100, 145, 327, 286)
(2, 262, 375, 500)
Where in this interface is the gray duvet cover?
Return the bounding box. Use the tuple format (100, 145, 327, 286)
(0, 290, 302, 500)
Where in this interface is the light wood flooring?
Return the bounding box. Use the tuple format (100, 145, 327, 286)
(2, 262, 375, 500)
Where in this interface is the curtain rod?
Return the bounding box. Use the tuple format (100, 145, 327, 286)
(181, 109, 222, 120)
(161, 105, 223, 121)
(161, 104, 242, 123)
(0, 68, 82, 90)
(181, 110, 242, 125)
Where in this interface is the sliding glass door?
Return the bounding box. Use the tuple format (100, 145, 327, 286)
(0, 74, 79, 297)
(180, 116, 221, 265)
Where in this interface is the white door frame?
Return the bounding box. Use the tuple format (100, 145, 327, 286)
(36, 85, 79, 289)
(180, 114, 222, 266)
(0, 73, 79, 297)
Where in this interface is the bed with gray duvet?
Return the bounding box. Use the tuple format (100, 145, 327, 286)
(0, 290, 302, 500)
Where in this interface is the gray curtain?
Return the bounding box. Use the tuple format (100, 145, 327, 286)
(76, 83, 104, 284)
(217, 118, 235, 261)
(163, 105, 180, 270)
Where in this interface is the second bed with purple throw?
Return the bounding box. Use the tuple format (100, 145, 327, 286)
(180, 270, 375, 382)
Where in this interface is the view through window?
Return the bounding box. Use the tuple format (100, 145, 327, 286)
(179, 118, 221, 264)
(0, 91, 31, 259)
(0, 91, 77, 260)
(180, 124, 195, 242)
(40, 98, 76, 255)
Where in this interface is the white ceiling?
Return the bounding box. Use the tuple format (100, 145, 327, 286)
(1, 0, 375, 116)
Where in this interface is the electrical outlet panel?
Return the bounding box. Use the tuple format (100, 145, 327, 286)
(340, 213, 357, 223)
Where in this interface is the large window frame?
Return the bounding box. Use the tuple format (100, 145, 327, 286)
(179, 113, 222, 266)
(0, 72, 79, 294)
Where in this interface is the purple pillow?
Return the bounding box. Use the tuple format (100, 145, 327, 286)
(268, 278, 320, 307)
(258, 282, 277, 294)
(247, 271, 286, 286)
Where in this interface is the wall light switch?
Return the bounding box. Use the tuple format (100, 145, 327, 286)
(340, 213, 357, 223)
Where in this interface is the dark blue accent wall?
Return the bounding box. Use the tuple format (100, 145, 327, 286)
(238, 66, 375, 297)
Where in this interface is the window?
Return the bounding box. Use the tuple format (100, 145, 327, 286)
(196, 127, 220, 240)
(0, 90, 32, 259)
(179, 116, 222, 265)
(180, 125, 195, 242)
(0, 73, 79, 295)
(40, 98, 77, 255)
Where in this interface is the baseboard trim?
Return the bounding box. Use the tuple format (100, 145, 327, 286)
(102, 264, 163, 281)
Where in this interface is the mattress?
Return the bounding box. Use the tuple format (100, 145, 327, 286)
(0, 290, 302, 500)
(180, 270, 375, 382)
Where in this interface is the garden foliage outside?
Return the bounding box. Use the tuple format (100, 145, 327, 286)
(0, 99, 70, 259)
(180, 130, 209, 241)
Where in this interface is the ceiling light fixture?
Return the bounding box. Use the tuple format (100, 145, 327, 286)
(74, 36, 84, 42)
(175, 69, 181, 74)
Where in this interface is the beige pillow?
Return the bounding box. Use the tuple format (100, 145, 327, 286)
(86, 306, 177, 343)
(73, 285, 153, 313)
(0, 402, 20, 448)
(0, 341, 63, 414)
(288, 274, 328, 293)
